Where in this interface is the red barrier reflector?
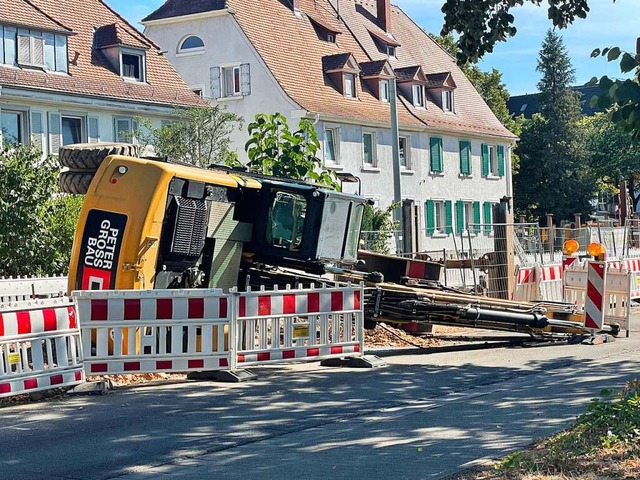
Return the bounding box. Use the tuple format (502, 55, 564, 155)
(124, 299, 141, 320)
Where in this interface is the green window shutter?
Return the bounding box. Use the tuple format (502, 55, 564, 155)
(425, 200, 435, 235)
(445, 200, 453, 234)
(473, 201, 481, 233)
(481, 143, 489, 176)
(430, 137, 442, 172)
(455, 200, 464, 234)
(497, 145, 505, 177)
(483, 202, 492, 233)
(459, 141, 470, 174)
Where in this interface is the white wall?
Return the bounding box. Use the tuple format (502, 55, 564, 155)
(144, 14, 299, 161)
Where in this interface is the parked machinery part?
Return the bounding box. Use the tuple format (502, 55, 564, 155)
(58, 171, 95, 195)
(58, 143, 140, 171)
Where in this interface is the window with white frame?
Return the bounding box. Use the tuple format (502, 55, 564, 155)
(1, 109, 26, 145)
(324, 128, 339, 164)
(443, 89, 454, 112)
(488, 145, 498, 175)
(380, 79, 390, 102)
(223, 65, 241, 97)
(344, 73, 356, 98)
(114, 117, 137, 143)
(327, 33, 335, 43)
(178, 35, 204, 53)
(120, 49, 145, 81)
(61, 115, 85, 145)
(387, 45, 396, 58)
(16, 29, 44, 67)
(464, 202, 474, 230)
(433, 200, 446, 233)
(399, 135, 410, 169)
(362, 131, 377, 167)
(412, 84, 425, 107)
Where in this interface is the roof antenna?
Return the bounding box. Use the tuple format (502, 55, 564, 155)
(336, 0, 340, 20)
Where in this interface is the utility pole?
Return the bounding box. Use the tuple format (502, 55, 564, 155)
(390, 77, 403, 253)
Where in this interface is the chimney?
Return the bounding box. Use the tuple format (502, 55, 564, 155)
(377, 0, 391, 33)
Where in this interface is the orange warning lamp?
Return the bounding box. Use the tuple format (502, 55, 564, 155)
(587, 242, 606, 260)
(562, 239, 580, 256)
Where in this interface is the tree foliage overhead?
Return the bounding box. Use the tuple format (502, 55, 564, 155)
(514, 30, 595, 223)
(136, 106, 243, 167)
(244, 113, 340, 189)
(440, 0, 595, 64)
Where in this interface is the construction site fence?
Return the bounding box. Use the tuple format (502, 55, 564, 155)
(0, 298, 84, 398)
(1, 283, 364, 399)
(0, 275, 68, 303)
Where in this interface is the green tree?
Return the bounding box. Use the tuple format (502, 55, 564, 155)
(136, 106, 243, 167)
(0, 146, 82, 276)
(582, 113, 640, 211)
(514, 30, 595, 223)
(245, 113, 339, 189)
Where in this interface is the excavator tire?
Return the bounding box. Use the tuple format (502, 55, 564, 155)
(58, 143, 139, 170)
(58, 171, 95, 195)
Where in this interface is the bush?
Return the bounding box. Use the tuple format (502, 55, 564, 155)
(0, 146, 82, 276)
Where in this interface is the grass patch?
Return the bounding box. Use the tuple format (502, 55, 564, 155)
(455, 379, 640, 479)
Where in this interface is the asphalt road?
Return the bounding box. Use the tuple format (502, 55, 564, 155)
(2, 318, 639, 480)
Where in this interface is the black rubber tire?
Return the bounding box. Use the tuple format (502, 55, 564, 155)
(58, 143, 139, 170)
(58, 171, 95, 195)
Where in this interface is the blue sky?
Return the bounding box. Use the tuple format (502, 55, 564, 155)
(112, 0, 639, 96)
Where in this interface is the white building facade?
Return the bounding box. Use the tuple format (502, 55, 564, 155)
(143, 0, 516, 252)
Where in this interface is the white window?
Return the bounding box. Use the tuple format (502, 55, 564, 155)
(1, 110, 26, 145)
(413, 84, 425, 107)
(114, 117, 138, 143)
(464, 202, 474, 230)
(344, 73, 356, 98)
(192, 88, 203, 97)
(1, 26, 17, 66)
(488, 145, 498, 175)
(223, 66, 241, 97)
(443, 89, 454, 112)
(178, 35, 204, 53)
(434, 201, 445, 233)
(324, 128, 339, 164)
(327, 33, 335, 43)
(387, 45, 396, 58)
(362, 131, 377, 167)
(380, 79, 390, 103)
(61, 115, 85, 146)
(399, 136, 410, 169)
(120, 49, 145, 81)
(17, 29, 44, 67)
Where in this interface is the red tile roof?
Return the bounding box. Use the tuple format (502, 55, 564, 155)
(0, 0, 205, 108)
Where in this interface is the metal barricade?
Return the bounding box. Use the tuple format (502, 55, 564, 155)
(1, 298, 83, 398)
(564, 263, 631, 336)
(74, 289, 234, 375)
(0, 275, 68, 302)
(236, 284, 364, 366)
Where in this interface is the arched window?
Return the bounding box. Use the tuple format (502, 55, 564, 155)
(178, 35, 204, 52)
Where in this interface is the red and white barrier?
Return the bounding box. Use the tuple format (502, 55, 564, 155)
(564, 263, 631, 336)
(513, 264, 563, 302)
(74, 289, 234, 375)
(513, 266, 539, 301)
(539, 264, 563, 302)
(584, 262, 606, 331)
(235, 284, 364, 366)
(0, 298, 84, 398)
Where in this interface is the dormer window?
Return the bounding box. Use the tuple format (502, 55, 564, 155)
(178, 35, 204, 53)
(380, 79, 390, 102)
(120, 48, 145, 82)
(387, 45, 396, 58)
(1, 26, 69, 72)
(327, 33, 335, 43)
(443, 89, 454, 112)
(344, 73, 356, 99)
(413, 84, 425, 107)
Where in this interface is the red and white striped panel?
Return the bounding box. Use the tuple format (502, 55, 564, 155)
(0, 370, 83, 398)
(86, 356, 229, 375)
(77, 294, 228, 323)
(0, 303, 76, 338)
(623, 258, 640, 272)
(540, 265, 562, 282)
(584, 261, 606, 331)
(238, 344, 361, 365)
(238, 287, 361, 318)
(516, 267, 536, 285)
